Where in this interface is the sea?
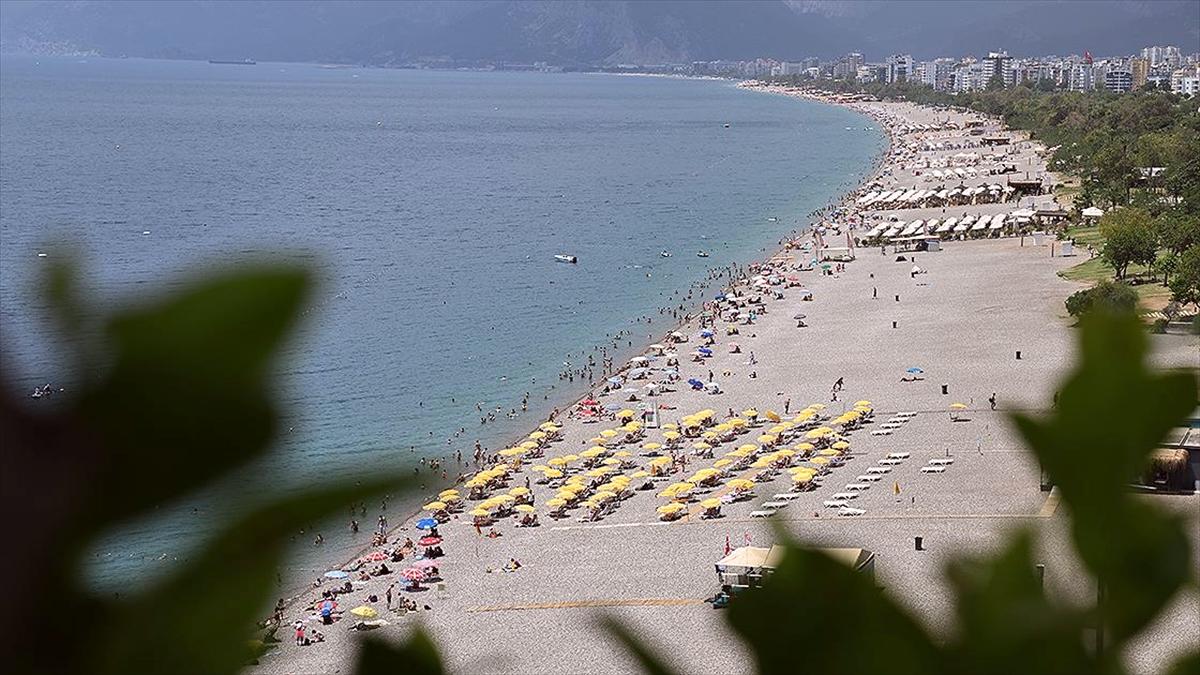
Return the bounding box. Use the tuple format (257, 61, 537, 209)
(0, 56, 884, 590)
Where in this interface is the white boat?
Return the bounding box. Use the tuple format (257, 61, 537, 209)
(554, 255, 577, 264)
(660, 251, 671, 258)
(697, 251, 709, 258)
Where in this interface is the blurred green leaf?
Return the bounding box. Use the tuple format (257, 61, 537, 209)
(91, 476, 405, 675)
(77, 265, 310, 527)
(1011, 312, 1196, 644)
(356, 630, 445, 675)
(727, 539, 940, 675)
(599, 615, 679, 675)
(1168, 649, 1200, 675)
(943, 530, 1099, 675)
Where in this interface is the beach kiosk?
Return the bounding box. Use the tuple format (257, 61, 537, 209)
(714, 545, 875, 591)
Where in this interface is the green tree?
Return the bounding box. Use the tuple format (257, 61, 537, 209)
(1065, 280, 1139, 318)
(1168, 244, 1200, 308)
(1099, 208, 1158, 278)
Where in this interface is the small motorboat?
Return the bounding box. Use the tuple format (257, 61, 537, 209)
(554, 254, 577, 264)
(697, 251, 709, 258)
(660, 251, 672, 258)
(723, 123, 731, 128)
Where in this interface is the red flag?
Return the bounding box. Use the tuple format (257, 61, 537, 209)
(724, 535, 732, 555)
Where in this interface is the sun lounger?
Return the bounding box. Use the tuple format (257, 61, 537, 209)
(866, 466, 891, 474)
(878, 458, 904, 465)
(870, 430, 892, 436)
(886, 452, 911, 459)
(857, 474, 882, 482)
(823, 499, 850, 508)
(898, 411, 918, 418)
(844, 483, 871, 491)
(761, 501, 788, 509)
(837, 507, 865, 516)
(928, 458, 954, 465)
(773, 493, 801, 501)
(920, 466, 947, 473)
(830, 492, 858, 500)
(749, 510, 776, 518)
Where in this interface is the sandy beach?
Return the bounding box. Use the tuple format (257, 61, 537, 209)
(254, 88, 1199, 675)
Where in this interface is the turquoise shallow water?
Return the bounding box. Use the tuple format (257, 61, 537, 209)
(0, 57, 884, 587)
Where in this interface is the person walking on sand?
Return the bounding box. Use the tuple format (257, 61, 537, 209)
(386, 582, 395, 610)
(989, 392, 997, 411)
(872, 286, 877, 299)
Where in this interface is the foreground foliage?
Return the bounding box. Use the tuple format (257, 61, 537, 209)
(5, 263, 1197, 675)
(608, 313, 1198, 675)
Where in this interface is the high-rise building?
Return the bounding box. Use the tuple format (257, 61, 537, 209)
(983, 50, 1014, 87)
(1069, 61, 1095, 91)
(1171, 67, 1200, 96)
(1130, 57, 1149, 90)
(1105, 69, 1133, 93)
(885, 54, 913, 83)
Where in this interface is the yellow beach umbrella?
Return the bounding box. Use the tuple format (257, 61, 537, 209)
(515, 504, 536, 513)
(423, 501, 447, 511)
(713, 459, 733, 469)
(750, 456, 774, 469)
(543, 468, 564, 479)
(599, 429, 618, 439)
(692, 441, 712, 451)
(657, 503, 686, 514)
(728, 418, 748, 427)
(631, 470, 650, 478)
(438, 489, 460, 498)
(728, 478, 755, 490)
(520, 441, 539, 450)
(662, 422, 679, 430)
(509, 486, 530, 496)
(642, 443, 662, 451)
(757, 434, 778, 444)
(764, 410, 781, 422)
(792, 473, 813, 484)
(540, 422, 560, 431)
(562, 454, 580, 462)
(528, 431, 546, 440)
(831, 440, 850, 450)
(819, 448, 840, 457)
(469, 508, 492, 518)
(662, 431, 681, 440)
(614, 450, 633, 458)
(855, 400, 872, 407)
(581, 447, 606, 458)
(742, 408, 759, 417)
(601, 457, 621, 466)
(617, 409, 636, 419)
(547, 457, 568, 467)
(350, 605, 378, 619)
(545, 498, 568, 508)
(700, 498, 722, 509)
(950, 403, 968, 410)
(810, 456, 831, 465)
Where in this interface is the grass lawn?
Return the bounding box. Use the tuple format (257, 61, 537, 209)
(1058, 253, 1172, 312)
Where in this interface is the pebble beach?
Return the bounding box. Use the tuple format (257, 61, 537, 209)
(255, 85, 1200, 675)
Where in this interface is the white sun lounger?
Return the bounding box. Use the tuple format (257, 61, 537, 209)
(844, 483, 871, 491)
(830, 492, 858, 500)
(928, 458, 954, 466)
(920, 466, 947, 474)
(886, 452, 911, 459)
(837, 507, 866, 516)
(866, 467, 891, 474)
(898, 411, 918, 418)
(761, 501, 788, 509)
(870, 430, 892, 436)
(750, 509, 776, 518)
(878, 458, 904, 465)
(857, 474, 882, 482)
(823, 499, 850, 508)
(773, 493, 801, 501)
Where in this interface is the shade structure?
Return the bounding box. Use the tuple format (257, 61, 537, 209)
(469, 508, 492, 517)
(728, 478, 755, 490)
(617, 409, 636, 418)
(438, 489, 460, 498)
(657, 503, 686, 514)
(515, 504, 536, 513)
(350, 605, 378, 619)
(416, 518, 438, 530)
(509, 486, 530, 496)
(423, 501, 447, 511)
(400, 568, 426, 581)
(831, 441, 851, 450)
(700, 498, 722, 509)
(418, 536, 442, 546)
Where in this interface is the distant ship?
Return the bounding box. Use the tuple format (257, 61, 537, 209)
(209, 59, 257, 65)
(554, 254, 578, 264)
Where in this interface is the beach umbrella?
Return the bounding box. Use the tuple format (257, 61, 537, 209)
(950, 403, 968, 410)
(324, 570, 349, 579)
(642, 442, 662, 451)
(400, 568, 426, 582)
(362, 551, 388, 563)
(528, 431, 547, 440)
(515, 504, 536, 513)
(692, 441, 712, 451)
(765, 411, 781, 422)
(509, 486, 530, 496)
(416, 518, 438, 530)
(713, 459, 733, 469)
(423, 501, 447, 512)
(792, 473, 813, 484)
(831, 441, 851, 450)
(599, 430, 618, 439)
(438, 488, 460, 498)
(697, 347, 713, 356)
(699, 329, 715, 338)
(617, 409, 636, 419)
(743, 408, 759, 417)
(542, 468, 564, 479)
(906, 367, 924, 374)
(728, 479, 755, 491)
(819, 449, 841, 457)
(810, 456, 831, 465)
(855, 400, 872, 407)
(700, 498, 722, 509)
(350, 605, 378, 619)
(631, 470, 650, 478)
(657, 503, 686, 514)
(545, 498, 568, 508)
(614, 450, 633, 458)
(469, 508, 491, 518)
(601, 457, 621, 466)
(418, 536, 441, 547)
(412, 559, 439, 569)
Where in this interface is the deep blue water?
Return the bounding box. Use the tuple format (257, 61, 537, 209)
(0, 57, 884, 587)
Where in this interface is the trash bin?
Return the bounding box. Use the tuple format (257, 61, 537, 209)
(915, 536, 924, 551)
(941, 384, 948, 395)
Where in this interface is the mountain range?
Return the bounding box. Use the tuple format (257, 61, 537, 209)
(1, 0, 1196, 64)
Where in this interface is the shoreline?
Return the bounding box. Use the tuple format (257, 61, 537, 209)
(272, 79, 895, 608)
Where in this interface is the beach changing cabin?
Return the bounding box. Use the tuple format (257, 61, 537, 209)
(714, 545, 875, 590)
